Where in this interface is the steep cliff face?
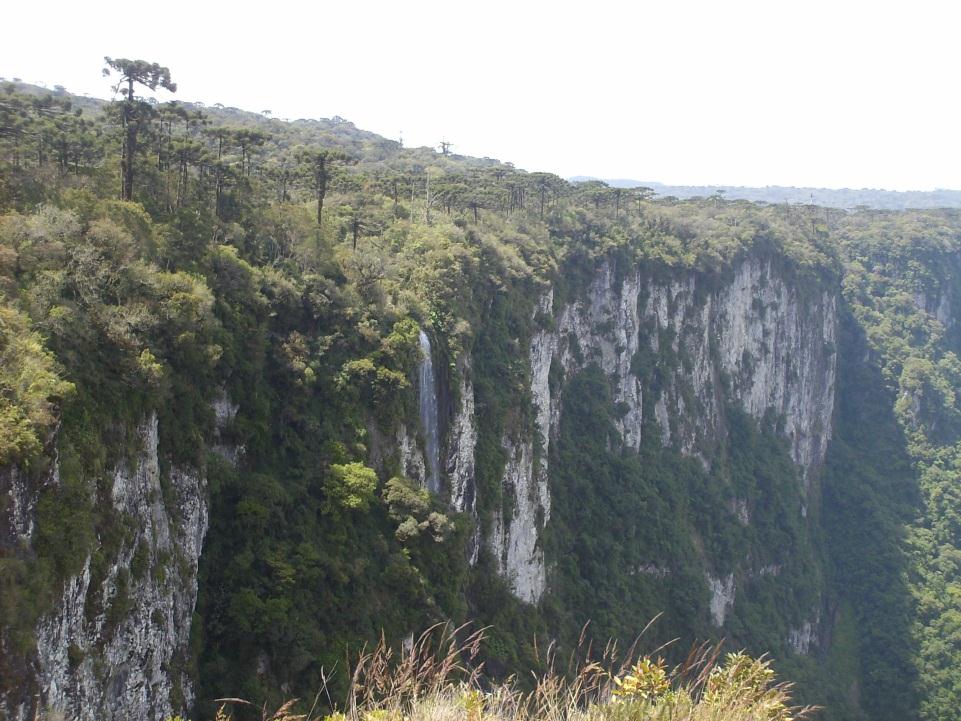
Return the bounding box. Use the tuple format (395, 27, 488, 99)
(479, 255, 837, 606)
(913, 283, 953, 331)
(0, 408, 220, 721)
(0, 453, 63, 719)
(2, 252, 838, 716)
(1, 447, 58, 553)
(447, 355, 479, 562)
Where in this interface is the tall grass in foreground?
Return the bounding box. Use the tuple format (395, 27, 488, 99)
(208, 624, 814, 721)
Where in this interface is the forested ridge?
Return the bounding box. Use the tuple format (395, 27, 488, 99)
(571, 178, 961, 211)
(2, 62, 961, 721)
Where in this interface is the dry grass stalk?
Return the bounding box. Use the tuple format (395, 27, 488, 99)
(210, 622, 815, 721)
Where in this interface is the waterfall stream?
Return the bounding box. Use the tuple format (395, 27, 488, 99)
(418, 329, 441, 494)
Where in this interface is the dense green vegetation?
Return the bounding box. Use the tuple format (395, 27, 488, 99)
(832, 211, 961, 720)
(818, 308, 918, 720)
(3, 63, 961, 721)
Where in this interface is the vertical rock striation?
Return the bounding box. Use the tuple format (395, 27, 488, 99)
(33, 414, 207, 721)
(644, 257, 837, 485)
(1, 408, 218, 721)
(417, 330, 442, 495)
(483, 256, 837, 604)
(447, 354, 480, 563)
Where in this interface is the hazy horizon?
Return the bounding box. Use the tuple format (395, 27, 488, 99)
(8, 78, 960, 196)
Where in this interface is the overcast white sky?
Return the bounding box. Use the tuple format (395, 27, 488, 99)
(4, 0, 960, 190)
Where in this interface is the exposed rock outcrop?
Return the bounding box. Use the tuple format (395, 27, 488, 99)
(708, 574, 737, 627)
(486, 256, 837, 603)
(31, 414, 206, 721)
(487, 292, 555, 603)
(788, 610, 822, 655)
(447, 355, 479, 563)
(0, 407, 220, 721)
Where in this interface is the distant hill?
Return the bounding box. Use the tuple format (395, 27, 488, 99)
(569, 176, 961, 210)
(3, 80, 510, 174)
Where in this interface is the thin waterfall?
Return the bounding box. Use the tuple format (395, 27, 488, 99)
(418, 329, 441, 494)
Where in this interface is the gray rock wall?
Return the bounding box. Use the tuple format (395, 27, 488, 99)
(32, 414, 206, 721)
(481, 256, 837, 604)
(0, 400, 230, 721)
